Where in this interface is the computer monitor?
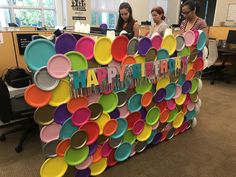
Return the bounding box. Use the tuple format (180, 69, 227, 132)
(226, 30, 236, 44)
(8, 23, 18, 27)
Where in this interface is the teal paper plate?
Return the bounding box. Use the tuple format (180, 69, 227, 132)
(114, 142, 132, 162)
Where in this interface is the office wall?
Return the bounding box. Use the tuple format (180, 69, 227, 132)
(166, 0, 181, 25)
(214, 0, 236, 26)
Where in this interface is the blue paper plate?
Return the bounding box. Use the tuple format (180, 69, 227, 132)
(165, 83, 177, 101)
(59, 118, 78, 139)
(128, 93, 142, 112)
(114, 142, 132, 162)
(157, 49, 169, 60)
(111, 118, 128, 139)
(197, 32, 206, 51)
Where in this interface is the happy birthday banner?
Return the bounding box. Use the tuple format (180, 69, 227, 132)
(70, 56, 188, 96)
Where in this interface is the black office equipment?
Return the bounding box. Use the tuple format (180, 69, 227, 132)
(8, 23, 18, 27)
(226, 30, 236, 45)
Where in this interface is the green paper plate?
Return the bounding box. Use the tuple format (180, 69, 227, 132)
(146, 106, 160, 126)
(64, 146, 89, 166)
(98, 92, 118, 113)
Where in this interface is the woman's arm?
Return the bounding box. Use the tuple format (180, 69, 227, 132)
(133, 22, 140, 37)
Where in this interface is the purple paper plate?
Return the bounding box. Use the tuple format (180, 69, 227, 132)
(154, 88, 166, 103)
(152, 132, 162, 144)
(109, 109, 120, 119)
(182, 80, 192, 94)
(139, 107, 147, 120)
(75, 168, 91, 177)
(55, 33, 77, 54)
(138, 37, 152, 56)
(89, 141, 98, 155)
(54, 103, 72, 124)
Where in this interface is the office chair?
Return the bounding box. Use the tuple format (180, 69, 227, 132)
(0, 78, 36, 153)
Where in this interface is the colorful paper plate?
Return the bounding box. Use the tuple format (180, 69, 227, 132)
(186, 69, 196, 81)
(98, 92, 118, 113)
(189, 48, 198, 62)
(111, 118, 128, 139)
(67, 96, 88, 113)
(197, 31, 207, 51)
(71, 130, 88, 149)
(128, 93, 142, 112)
(24, 84, 52, 108)
(126, 112, 141, 129)
(89, 141, 98, 156)
(118, 104, 130, 118)
(160, 109, 170, 123)
(173, 111, 184, 128)
(122, 55, 136, 66)
(24, 39, 55, 71)
(64, 146, 89, 166)
(166, 99, 176, 110)
(154, 88, 166, 103)
(114, 142, 132, 162)
(127, 37, 139, 55)
(49, 79, 71, 107)
(88, 103, 103, 120)
(90, 158, 107, 176)
(65, 51, 88, 71)
(146, 106, 160, 126)
(103, 119, 118, 137)
(109, 108, 120, 119)
(161, 34, 176, 56)
(193, 57, 204, 71)
(135, 82, 152, 94)
(76, 36, 95, 60)
(92, 145, 102, 163)
(55, 33, 77, 54)
(109, 137, 123, 149)
(145, 47, 157, 61)
(135, 141, 147, 153)
(107, 150, 117, 167)
(43, 139, 61, 158)
(101, 141, 112, 157)
(167, 128, 175, 140)
(34, 66, 59, 91)
(117, 91, 128, 107)
(40, 157, 68, 177)
(34, 105, 55, 126)
(138, 37, 152, 56)
(182, 80, 192, 94)
(183, 30, 195, 47)
(40, 123, 62, 143)
(135, 54, 145, 63)
(80, 121, 100, 145)
(95, 112, 111, 135)
(56, 138, 70, 157)
(175, 94, 187, 105)
(75, 156, 93, 170)
(173, 85, 182, 99)
(165, 83, 177, 101)
(176, 35, 185, 51)
(94, 37, 112, 65)
(151, 33, 162, 50)
(72, 107, 91, 126)
(141, 91, 153, 107)
(156, 100, 167, 112)
(147, 130, 157, 144)
(47, 54, 71, 79)
(157, 49, 169, 60)
(111, 35, 129, 62)
(177, 74, 186, 86)
(193, 30, 200, 45)
(189, 77, 199, 94)
(123, 130, 136, 144)
(177, 46, 190, 57)
(54, 103, 71, 125)
(156, 75, 170, 90)
(137, 124, 152, 142)
(167, 108, 178, 123)
(59, 118, 78, 139)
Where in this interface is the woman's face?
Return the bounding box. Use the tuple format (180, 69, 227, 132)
(120, 8, 130, 22)
(151, 11, 162, 24)
(182, 5, 195, 20)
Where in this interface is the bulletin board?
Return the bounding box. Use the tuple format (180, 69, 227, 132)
(227, 3, 236, 21)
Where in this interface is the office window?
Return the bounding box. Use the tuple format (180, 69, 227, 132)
(0, 0, 56, 28)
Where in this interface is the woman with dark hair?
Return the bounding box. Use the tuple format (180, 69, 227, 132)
(148, 6, 169, 37)
(180, 0, 208, 35)
(116, 2, 139, 37)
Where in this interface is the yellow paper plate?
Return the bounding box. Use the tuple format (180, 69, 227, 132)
(173, 111, 184, 128)
(94, 37, 112, 65)
(95, 112, 111, 135)
(40, 157, 68, 177)
(175, 94, 187, 105)
(137, 124, 152, 142)
(90, 158, 107, 176)
(49, 79, 71, 107)
(156, 75, 170, 90)
(161, 34, 177, 56)
(134, 54, 145, 64)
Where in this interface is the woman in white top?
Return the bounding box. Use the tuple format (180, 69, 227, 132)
(148, 6, 169, 37)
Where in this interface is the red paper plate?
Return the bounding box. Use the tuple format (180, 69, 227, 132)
(80, 121, 99, 145)
(111, 35, 129, 62)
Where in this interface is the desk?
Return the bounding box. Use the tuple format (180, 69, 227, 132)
(218, 47, 236, 54)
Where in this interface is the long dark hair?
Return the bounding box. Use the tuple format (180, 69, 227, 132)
(182, 0, 200, 14)
(116, 2, 136, 32)
(151, 6, 166, 20)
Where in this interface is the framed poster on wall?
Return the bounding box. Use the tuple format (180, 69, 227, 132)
(227, 3, 236, 21)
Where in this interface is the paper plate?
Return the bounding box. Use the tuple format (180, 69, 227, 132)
(147, 130, 157, 144)
(137, 124, 152, 142)
(71, 130, 88, 149)
(59, 118, 78, 139)
(152, 132, 162, 144)
(135, 141, 147, 153)
(173, 85, 182, 99)
(154, 88, 166, 103)
(95, 113, 111, 135)
(172, 111, 184, 128)
(135, 54, 145, 63)
(122, 55, 136, 66)
(55, 33, 77, 54)
(141, 91, 153, 107)
(197, 78, 203, 91)
(76, 36, 95, 60)
(175, 94, 187, 105)
(160, 109, 169, 123)
(118, 104, 130, 118)
(189, 77, 199, 94)
(24, 39, 55, 71)
(193, 57, 204, 71)
(65, 51, 88, 71)
(114, 142, 132, 162)
(127, 37, 139, 55)
(123, 130, 136, 144)
(75, 156, 92, 170)
(94, 37, 112, 65)
(88, 103, 103, 120)
(109, 109, 120, 119)
(161, 34, 177, 56)
(43, 139, 61, 158)
(156, 100, 167, 112)
(117, 91, 128, 107)
(177, 74, 186, 86)
(190, 92, 199, 103)
(54, 103, 71, 125)
(126, 112, 141, 129)
(138, 37, 152, 56)
(151, 33, 162, 50)
(135, 82, 152, 94)
(103, 119, 118, 137)
(56, 138, 70, 157)
(183, 30, 195, 47)
(185, 110, 197, 121)
(67, 96, 88, 114)
(128, 93, 142, 112)
(189, 48, 198, 62)
(166, 99, 176, 110)
(107, 150, 117, 167)
(186, 69, 196, 81)
(90, 158, 107, 176)
(72, 107, 91, 126)
(167, 128, 175, 140)
(109, 137, 123, 149)
(34, 105, 55, 126)
(34, 66, 59, 91)
(111, 118, 128, 139)
(156, 76, 170, 90)
(99, 92, 118, 113)
(177, 46, 190, 57)
(40, 157, 68, 177)
(193, 30, 200, 45)
(24, 84, 52, 108)
(197, 31, 206, 51)
(182, 80, 192, 94)
(101, 141, 112, 157)
(47, 54, 71, 79)
(146, 106, 160, 126)
(167, 108, 178, 123)
(64, 146, 89, 166)
(111, 35, 129, 62)
(40, 123, 62, 143)
(165, 83, 177, 101)
(88, 141, 98, 156)
(49, 79, 71, 107)
(80, 121, 99, 145)
(157, 49, 169, 60)
(92, 145, 102, 163)
(145, 48, 157, 61)
(176, 35, 185, 51)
